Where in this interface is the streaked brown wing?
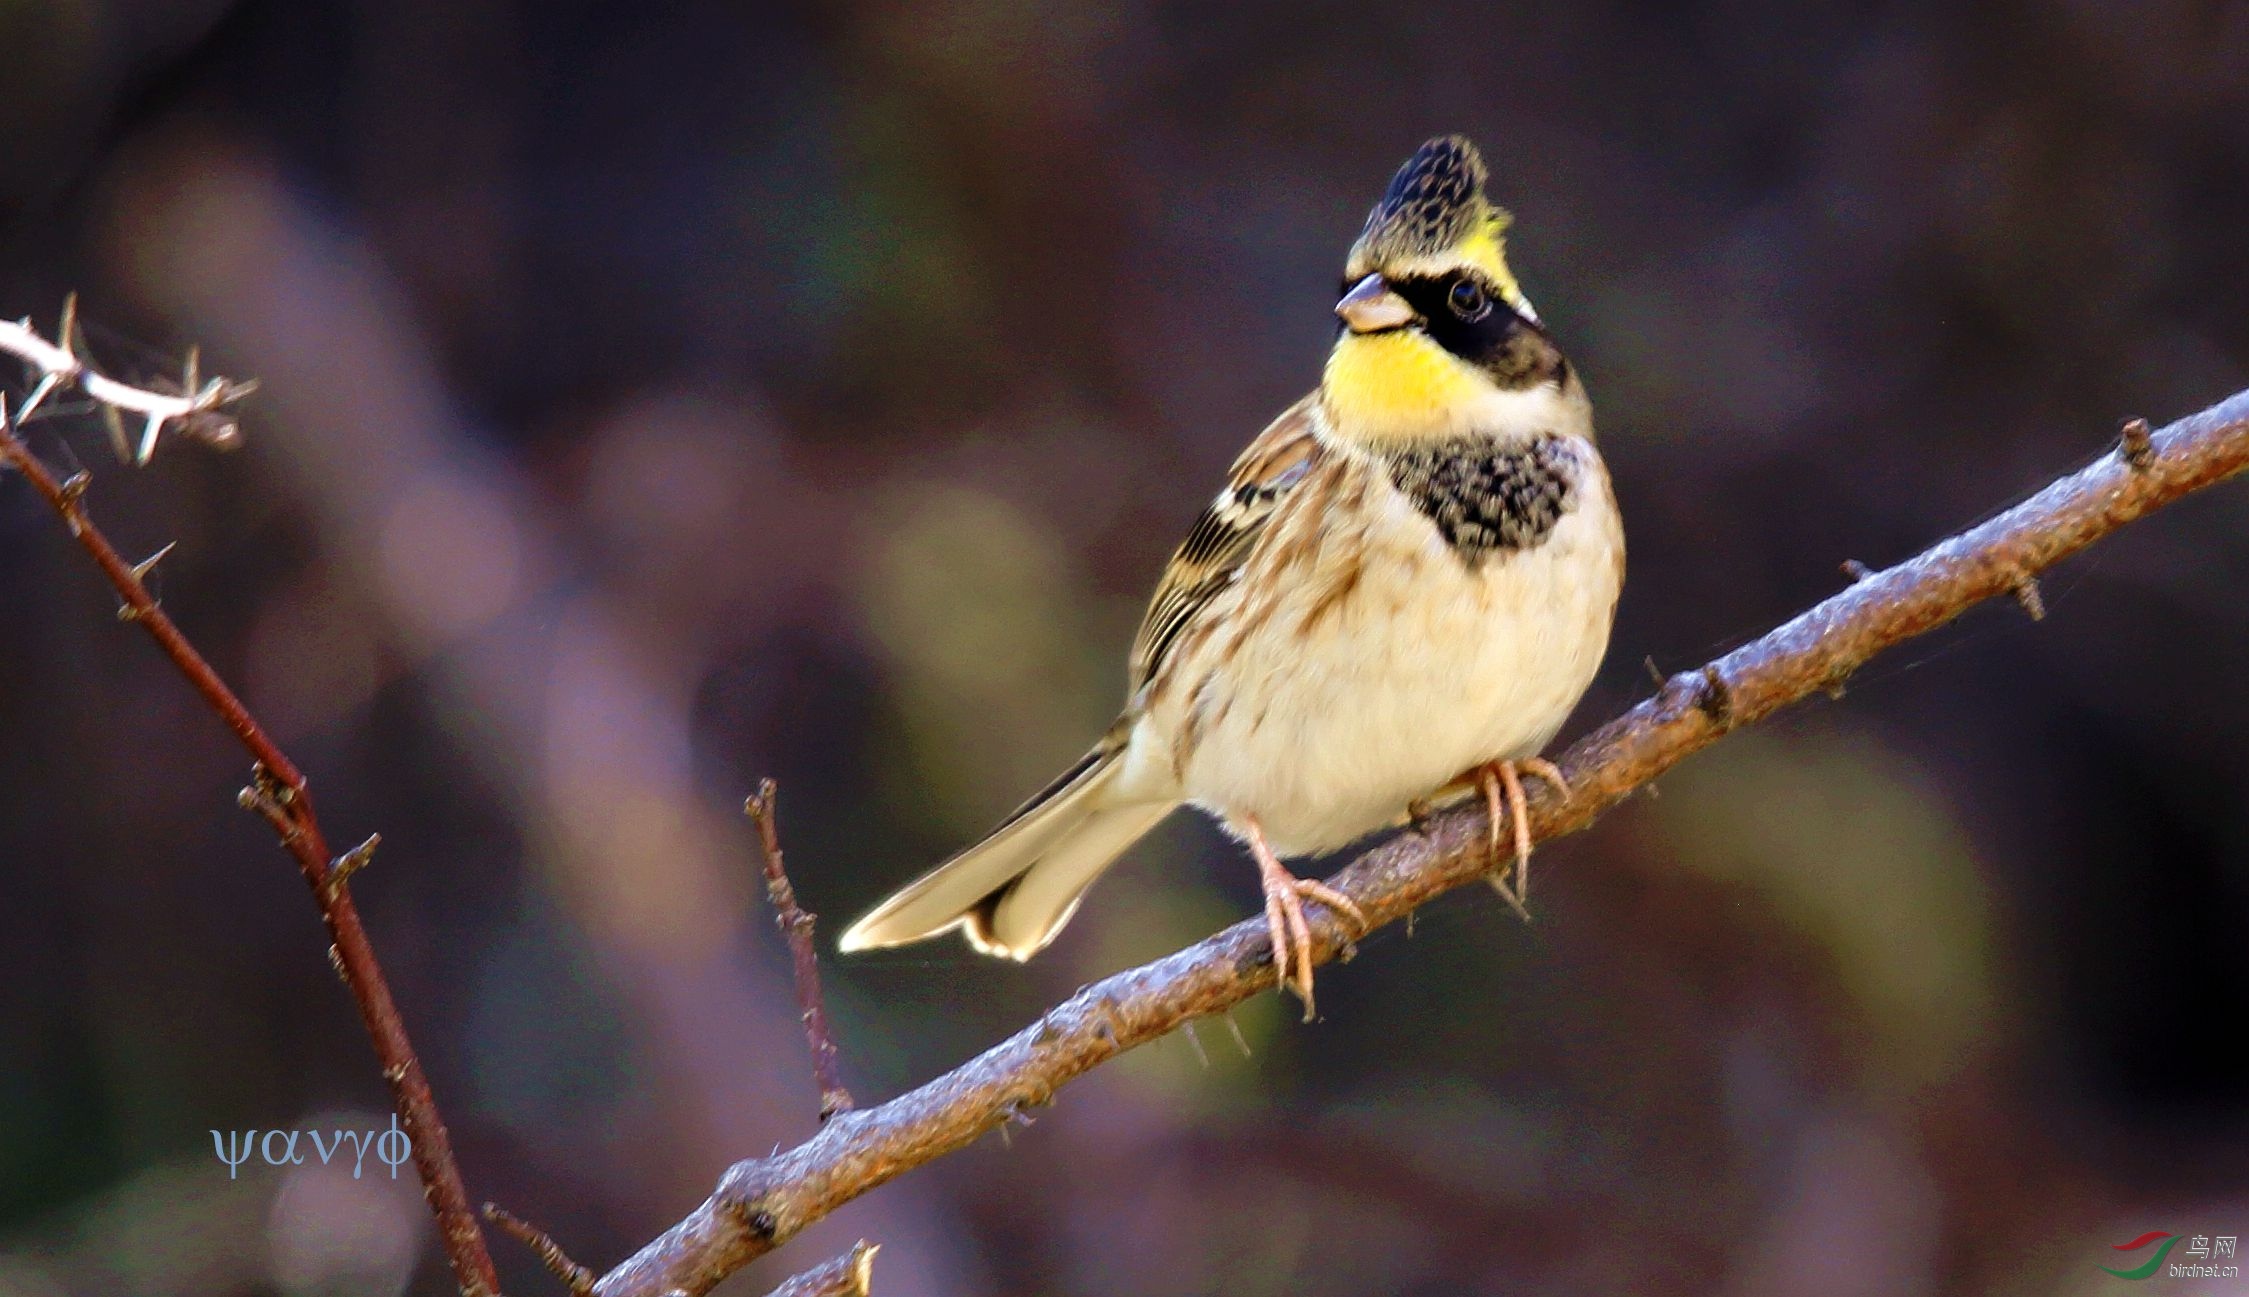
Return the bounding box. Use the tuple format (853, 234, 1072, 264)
(1128, 395, 1323, 693)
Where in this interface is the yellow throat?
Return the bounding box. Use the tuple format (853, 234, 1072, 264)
(1322, 329, 1495, 442)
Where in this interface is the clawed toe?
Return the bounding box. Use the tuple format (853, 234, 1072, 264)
(1473, 758, 1570, 920)
(1518, 756, 1571, 802)
(1244, 818, 1361, 1021)
(1291, 876, 1366, 934)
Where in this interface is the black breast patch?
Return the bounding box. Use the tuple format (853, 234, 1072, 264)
(1387, 434, 1577, 562)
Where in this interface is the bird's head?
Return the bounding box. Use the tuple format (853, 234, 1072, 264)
(1322, 136, 1578, 448)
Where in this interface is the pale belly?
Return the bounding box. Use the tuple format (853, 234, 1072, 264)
(1140, 472, 1621, 857)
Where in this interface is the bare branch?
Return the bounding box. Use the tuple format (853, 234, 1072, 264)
(592, 388, 2249, 1296)
(1, 390, 498, 1294)
(746, 780, 856, 1122)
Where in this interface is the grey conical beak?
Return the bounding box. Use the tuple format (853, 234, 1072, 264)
(1335, 273, 1416, 334)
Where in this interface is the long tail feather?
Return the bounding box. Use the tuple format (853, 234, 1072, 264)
(967, 800, 1174, 957)
(837, 743, 1173, 959)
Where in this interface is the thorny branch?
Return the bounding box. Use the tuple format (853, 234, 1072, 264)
(0, 309, 501, 1297)
(747, 781, 856, 1121)
(590, 388, 2249, 1296)
(0, 299, 254, 464)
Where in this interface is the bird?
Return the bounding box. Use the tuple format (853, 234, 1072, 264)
(838, 135, 1624, 1018)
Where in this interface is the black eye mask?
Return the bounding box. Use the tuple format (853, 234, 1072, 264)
(1382, 273, 1561, 389)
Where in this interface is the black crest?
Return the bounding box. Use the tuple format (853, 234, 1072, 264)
(1356, 136, 1493, 263)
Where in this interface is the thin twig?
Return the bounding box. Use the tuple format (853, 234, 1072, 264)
(758, 1242, 879, 1297)
(1, 362, 499, 1294)
(591, 388, 2249, 1296)
(486, 1202, 597, 1296)
(746, 780, 856, 1121)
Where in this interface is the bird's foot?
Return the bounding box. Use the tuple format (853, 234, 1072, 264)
(1473, 757, 1570, 919)
(1245, 818, 1366, 1022)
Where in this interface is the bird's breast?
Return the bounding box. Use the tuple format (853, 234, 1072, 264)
(1150, 442, 1622, 856)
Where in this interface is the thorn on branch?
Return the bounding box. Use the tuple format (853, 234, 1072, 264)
(2119, 417, 2155, 470)
(117, 542, 172, 621)
(484, 1202, 596, 1297)
(1643, 655, 1665, 689)
(745, 780, 855, 1122)
(326, 832, 382, 899)
(1841, 559, 1874, 583)
(17, 372, 61, 422)
(132, 412, 164, 466)
(129, 540, 176, 584)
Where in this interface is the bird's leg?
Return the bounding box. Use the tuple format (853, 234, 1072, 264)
(1244, 817, 1367, 1022)
(1475, 757, 1571, 919)
(1256, 842, 1300, 1007)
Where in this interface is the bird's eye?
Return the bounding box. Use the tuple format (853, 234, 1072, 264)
(1448, 278, 1489, 319)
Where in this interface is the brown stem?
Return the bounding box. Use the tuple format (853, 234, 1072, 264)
(591, 389, 2249, 1296)
(0, 404, 500, 1296)
(746, 780, 856, 1121)
(487, 1202, 597, 1296)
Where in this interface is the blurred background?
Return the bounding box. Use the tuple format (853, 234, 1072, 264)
(2, 2, 2247, 1294)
